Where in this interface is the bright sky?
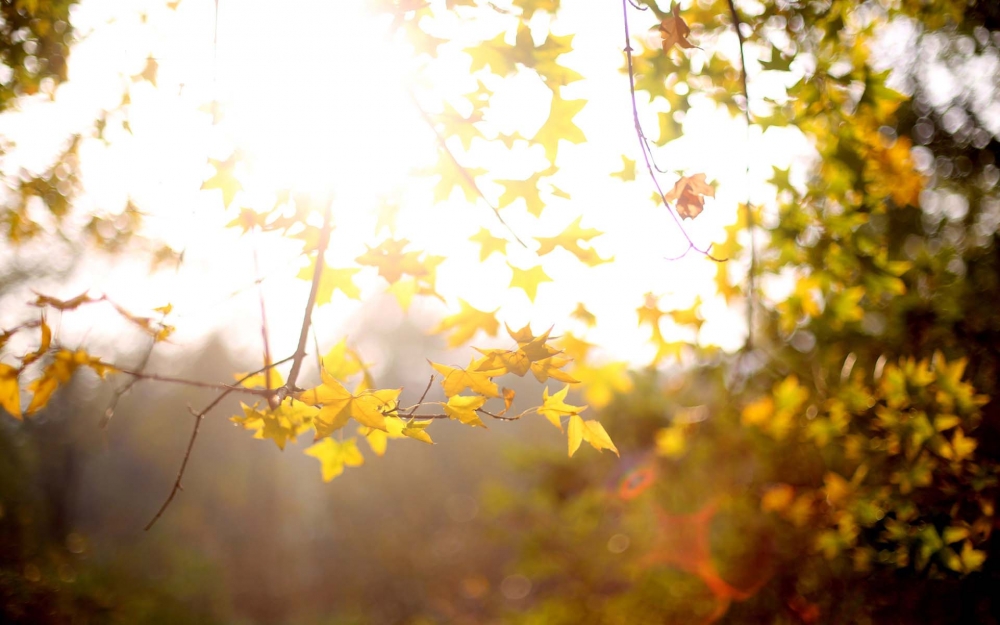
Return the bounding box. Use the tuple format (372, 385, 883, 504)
(0, 0, 813, 377)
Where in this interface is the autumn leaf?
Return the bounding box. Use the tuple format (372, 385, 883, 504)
(201, 153, 242, 208)
(430, 360, 500, 398)
(571, 303, 596, 327)
(612, 156, 636, 181)
(21, 318, 51, 367)
(433, 299, 499, 347)
(538, 385, 587, 430)
(305, 437, 365, 482)
(530, 357, 579, 384)
(508, 262, 552, 302)
(533, 92, 586, 164)
(534, 216, 611, 266)
(401, 419, 435, 444)
(664, 173, 715, 219)
(659, 4, 696, 53)
(297, 371, 400, 432)
(445, 394, 487, 427)
(567, 414, 619, 457)
(469, 227, 508, 261)
(297, 258, 361, 304)
(355, 237, 427, 284)
(0, 364, 21, 419)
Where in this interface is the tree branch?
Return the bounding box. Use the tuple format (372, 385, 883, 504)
(144, 353, 295, 531)
(725, 0, 757, 350)
(285, 197, 334, 391)
(621, 0, 722, 262)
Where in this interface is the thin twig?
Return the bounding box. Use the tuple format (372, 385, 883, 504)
(285, 197, 334, 391)
(621, 0, 722, 262)
(144, 354, 295, 531)
(100, 337, 154, 430)
(403, 375, 435, 419)
(407, 88, 527, 248)
(251, 229, 275, 389)
(112, 368, 272, 396)
(725, 0, 757, 350)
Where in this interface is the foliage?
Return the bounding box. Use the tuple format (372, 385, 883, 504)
(0, 0, 999, 621)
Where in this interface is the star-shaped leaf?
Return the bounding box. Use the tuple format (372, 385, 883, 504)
(508, 262, 552, 302)
(305, 437, 365, 482)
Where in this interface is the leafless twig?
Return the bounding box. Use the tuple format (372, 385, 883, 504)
(144, 353, 295, 531)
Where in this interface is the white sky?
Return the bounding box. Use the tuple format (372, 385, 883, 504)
(0, 0, 814, 377)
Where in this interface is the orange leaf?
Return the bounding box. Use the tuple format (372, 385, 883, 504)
(664, 173, 715, 219)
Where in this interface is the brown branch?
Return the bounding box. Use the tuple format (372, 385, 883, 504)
(407, 88, 527, 248)
(621, 0, 722, 262)
(285, 197, 334, 392)
(100, 337, 155, 430)
(144, 354, 295, 531)
(725, 0, 757, 350)
(403, 375, 435, 418)
(112, 368, 272, 396)
(251, 230, 275, 390)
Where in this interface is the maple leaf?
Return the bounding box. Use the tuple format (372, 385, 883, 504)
(297, 260, 361, 304)
(21, 319, 51, 367)
(321, 338, 366, 381)
(538, 385, 587, 430)
(530, 357, 578, 384)
(567, 414, 619, 457)
(533, 92, 586, 164)
(297, 371, 400, 432)
(401, 419, 435, 444)
(570, 303, 596, 328)
(612, 156, 636, 181)
(534, 216, 611, 266)
(236, 368, 286, 391)
(508, 262, 552, 302)
(444, 394, 487, 427)
(355, 237, 427, 284)
(433, 299, 499, 347)
(27, 349, 112, 414)
(659, 4, 696, 53)
(469, 227, 508, 261)
(305, 437, 365, 482)
(0, 364, 21, 419)
(496, 173, 547, 217)
(358, 416, 406, 456)
(430, 360, 500, 398)
(201, 153, 242, 208)
(557, 331, 594, 361)
(664, 173, 715, 219)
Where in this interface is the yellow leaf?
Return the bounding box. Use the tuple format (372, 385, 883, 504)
(21, 319, 50, 367)
(469, 227, 508, 261)
(430, 360, 499, 398)
(433, 299, 499, 348)
(508, 262, 552, 302)
(581, 420, 619, 456)
(570, 303, 596, 327)
(539, 385, 587, 430)
(530, 357, 578, 384)
(533, 92, 586, 163)
(401, 419, 435, 444)
(567, 414, 584, 457)
(534, 216, 611, 266)
(445, 394, 488, 428)
(297, 260, 361, 304)
(611, 156, 635, 181)
(305, 437, 365, 482)
(0, 364, 21, 419)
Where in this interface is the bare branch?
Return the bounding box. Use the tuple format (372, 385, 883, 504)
(621, 0, 722, 262)
(725, 0, 757, 350)
(144, 353, 295, 531)
(286, 197, 334, 391)
(407, 88, 527, 248)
